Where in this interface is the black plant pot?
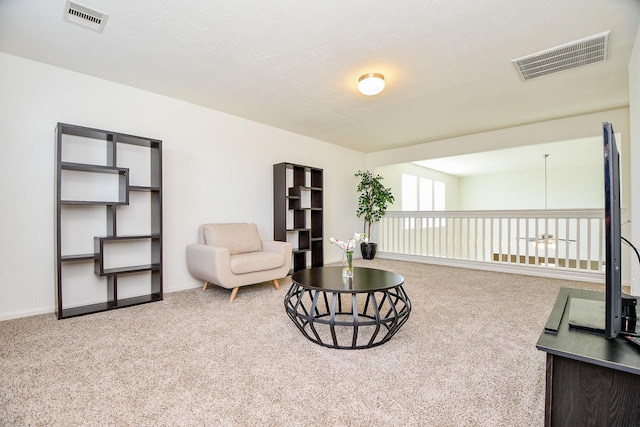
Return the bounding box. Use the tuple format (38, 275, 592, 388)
(360, 242, 378, 260)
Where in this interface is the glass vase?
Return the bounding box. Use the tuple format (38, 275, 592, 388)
(342, 251, 354, 278)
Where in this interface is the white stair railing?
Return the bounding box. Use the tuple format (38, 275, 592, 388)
(378, 209, 604, 282)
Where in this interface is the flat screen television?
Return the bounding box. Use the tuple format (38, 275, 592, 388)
(567, 122, 636, 338)
(603, 121, 622, 338)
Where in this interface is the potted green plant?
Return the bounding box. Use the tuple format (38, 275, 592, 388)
(355, 170, 395, 259)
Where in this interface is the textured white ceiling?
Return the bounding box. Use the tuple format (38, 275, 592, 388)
(1, 0, 639, 153)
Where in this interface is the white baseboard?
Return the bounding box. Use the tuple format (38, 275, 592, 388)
(0, 282, 203, 322)
(0, 306, 54, 321)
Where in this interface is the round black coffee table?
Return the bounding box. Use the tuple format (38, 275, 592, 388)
(284, 266, 411, 349)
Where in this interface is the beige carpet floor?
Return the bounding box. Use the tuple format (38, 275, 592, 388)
(0, 259, 602, 426)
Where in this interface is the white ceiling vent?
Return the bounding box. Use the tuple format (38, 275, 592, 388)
(63, 0, 108, 33)
(512, 31, 610, 81)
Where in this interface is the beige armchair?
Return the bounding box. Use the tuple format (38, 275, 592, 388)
(186, 223, 292, 302)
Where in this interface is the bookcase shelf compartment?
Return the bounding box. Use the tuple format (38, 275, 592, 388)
(94, 235, 161, 276)
(60, 163, 129, 205)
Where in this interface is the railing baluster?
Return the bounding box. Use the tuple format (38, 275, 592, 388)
(466, 217, 470, 261)
(437, 216, 442, 257)
(417, 216, 422, 256)
(576, 219, 581, 268)
(565, 217, 570, 269)
(473, 217, 480, 261)
(507, 218, 512, 264)
(525, 218, 530, 265)
(482, 217, 486, 262)
(396, 216, 401, 253)
(452, 217, 456, 259)
(552, 217, 558, 269)
(587, 218, 592, 271)
(515, 218, 520, 264)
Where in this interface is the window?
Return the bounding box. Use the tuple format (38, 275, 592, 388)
(402, 174, 417, 211)
(402, 173, 445, 228)
(419, 178, 433, 211)
(434, 180, 445, 210)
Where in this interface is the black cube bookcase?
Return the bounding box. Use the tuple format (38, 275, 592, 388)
(273, 162, 323, 273)
(55, 123, 162, 319)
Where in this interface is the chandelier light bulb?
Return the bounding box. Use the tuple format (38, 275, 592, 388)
(358, 73, 385, 96)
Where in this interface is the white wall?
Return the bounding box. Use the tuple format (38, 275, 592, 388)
(458, 165, 602, 210)
(0, 52, 365, 320)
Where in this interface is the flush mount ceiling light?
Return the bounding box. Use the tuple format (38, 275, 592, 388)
(357, 73, 385, 96)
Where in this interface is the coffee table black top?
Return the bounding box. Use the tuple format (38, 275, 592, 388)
(291, 266, 404, 293)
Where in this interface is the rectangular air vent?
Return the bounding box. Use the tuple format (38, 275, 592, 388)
(63, 0, 108, 33)
(512, 31, 610, 81)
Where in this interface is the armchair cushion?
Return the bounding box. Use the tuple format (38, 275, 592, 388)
(229, 251, 285, 275)
(202, 223, 262, 254)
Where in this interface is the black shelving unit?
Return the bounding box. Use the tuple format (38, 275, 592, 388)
(55, 123, 162, 319)
(273, 162, 323, 273)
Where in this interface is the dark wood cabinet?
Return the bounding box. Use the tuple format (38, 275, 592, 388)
(537, 288, 640, 425)
(55, 123, 162, 319)
(273, 162, 323, 273)
(544, 353, 640, 426)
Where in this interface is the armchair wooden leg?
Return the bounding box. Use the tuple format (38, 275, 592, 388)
(273, 279, 280, 290)
(229, 287, 239, 302)
(202, 281, 209, 291)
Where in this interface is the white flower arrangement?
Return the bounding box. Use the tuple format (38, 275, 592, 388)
(330, 233, 368, 253)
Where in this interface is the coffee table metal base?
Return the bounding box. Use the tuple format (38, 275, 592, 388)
(284, 283, 411, 349)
